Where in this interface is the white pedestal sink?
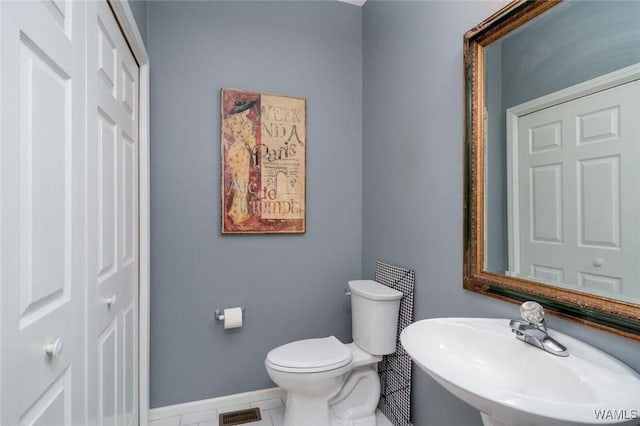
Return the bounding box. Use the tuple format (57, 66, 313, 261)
(400, 318, 640, 425)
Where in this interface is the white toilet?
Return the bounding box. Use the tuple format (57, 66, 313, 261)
(265, 280, 403, 426)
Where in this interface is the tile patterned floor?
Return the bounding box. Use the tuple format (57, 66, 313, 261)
(150, 395, 394, 426)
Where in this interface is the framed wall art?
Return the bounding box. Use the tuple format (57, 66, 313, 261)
(221, 88, 306, 234)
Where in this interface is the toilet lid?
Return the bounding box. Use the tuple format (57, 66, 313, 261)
(267, 336, 352, 372)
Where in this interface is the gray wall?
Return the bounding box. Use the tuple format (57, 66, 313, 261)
(501, 0, 640, 110)
(146, 0, 640, 422)
(362, 2, 640, 426)
(148, 1, 362, 408)
(484, 43, 507, 273)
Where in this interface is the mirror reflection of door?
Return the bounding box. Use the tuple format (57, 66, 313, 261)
(508, 78, 640, 303)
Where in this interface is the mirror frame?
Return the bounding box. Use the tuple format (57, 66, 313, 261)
(463, 0, 640, 340)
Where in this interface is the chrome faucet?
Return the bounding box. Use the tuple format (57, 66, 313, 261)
(509, 301, 569, 357)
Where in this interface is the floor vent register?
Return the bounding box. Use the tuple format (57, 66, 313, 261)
(218, 407, 262, 425)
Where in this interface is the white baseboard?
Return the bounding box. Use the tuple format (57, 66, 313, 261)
(149, 387, 405, 426)
(149, 387, 285, 422)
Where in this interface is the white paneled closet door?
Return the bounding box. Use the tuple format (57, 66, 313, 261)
(86, 1, 140, 425)
(515, 81, 640, 299)
(0, 1, 87, 425)
(1, 1, 140, 425)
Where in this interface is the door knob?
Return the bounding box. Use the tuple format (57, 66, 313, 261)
(45, 338, 64, 358)
(593, 258, 603, 267)
(104, 294, 117, 307)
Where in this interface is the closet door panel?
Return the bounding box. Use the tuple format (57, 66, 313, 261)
(0, 1, 86, 424)
(86, 2, 140, 424)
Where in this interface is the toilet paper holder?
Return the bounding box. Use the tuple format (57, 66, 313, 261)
(214, 307, 245, 322)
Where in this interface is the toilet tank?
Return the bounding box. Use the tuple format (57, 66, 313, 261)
(348, 280, 403, 355)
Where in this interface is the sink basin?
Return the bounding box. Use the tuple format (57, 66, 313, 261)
(400, 318, 640, 426)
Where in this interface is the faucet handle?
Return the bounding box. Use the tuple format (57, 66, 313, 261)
(520, 301, 545, 324)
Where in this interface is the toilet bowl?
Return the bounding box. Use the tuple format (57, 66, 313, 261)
(265, 280, 403, 426)
(265, 337, 382, 426)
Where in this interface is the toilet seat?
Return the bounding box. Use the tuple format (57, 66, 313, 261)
(266, 336, 352, 373)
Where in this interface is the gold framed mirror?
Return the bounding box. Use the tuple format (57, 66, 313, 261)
(463, 0, 640, 340)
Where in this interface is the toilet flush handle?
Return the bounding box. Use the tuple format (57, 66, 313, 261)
(345, 288, 351, 296)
